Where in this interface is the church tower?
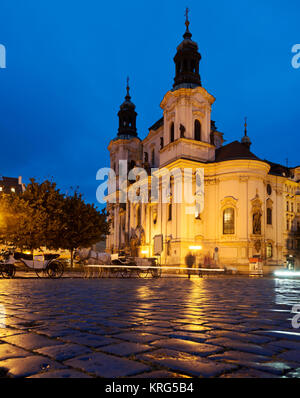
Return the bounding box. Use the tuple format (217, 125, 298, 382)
(108, 79, 142, 178)
(159, 11, 216, 166)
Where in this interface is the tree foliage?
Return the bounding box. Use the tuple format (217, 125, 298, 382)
(0, 179, 110, 266)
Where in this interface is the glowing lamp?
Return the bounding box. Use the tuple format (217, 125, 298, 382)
(189, 246, 202, 251)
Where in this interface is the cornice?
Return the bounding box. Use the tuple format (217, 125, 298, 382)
(160, 86, 215, 109)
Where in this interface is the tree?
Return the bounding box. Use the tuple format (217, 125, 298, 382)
(56, 191, 110, 267)
(0, 179, 110, 266)
(0, 179, 64, 252)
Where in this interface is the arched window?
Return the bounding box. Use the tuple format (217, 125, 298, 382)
(194, 120, 201, 141)
(160, 137, 164, 149)
(168, 203, 172, 221)
(223, 208, 235, 234)
(137, 206, 141, 227)
(267, 208, 272, 225)
(170, 122, 174, 143)
(151, 149, 155, 166)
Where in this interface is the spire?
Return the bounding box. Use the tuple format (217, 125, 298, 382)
(183, 7, 192, 40)
(116, 78, 138, 139)
(173, 9, 202, 90)
(241, 117, 251, 149)
(125, 76, 131, 101)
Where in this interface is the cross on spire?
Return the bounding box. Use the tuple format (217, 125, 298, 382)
(244, 117, 248, 136)
(125, 76, 131, 100)
(185, 7, 190, 28)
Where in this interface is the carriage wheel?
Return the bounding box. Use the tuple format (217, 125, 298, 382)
(35, 269, 48, 278)
(137, 267, 150, 279)
(121, 268, 131, 278)
(0, 264, 16, 279)
(151, 265, 162, 278)
(47, 261, 64, 279)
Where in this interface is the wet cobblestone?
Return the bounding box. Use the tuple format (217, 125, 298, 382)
(0, 277, 299, 378)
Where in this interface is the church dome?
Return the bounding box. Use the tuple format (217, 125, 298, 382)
(117, 78, 138, 138)
(173, 11, 202, 90)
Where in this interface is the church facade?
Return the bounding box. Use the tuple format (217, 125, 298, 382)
(105, 17, 300, 273)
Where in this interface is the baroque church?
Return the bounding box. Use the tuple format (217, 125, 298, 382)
(106, 16, 300, 273)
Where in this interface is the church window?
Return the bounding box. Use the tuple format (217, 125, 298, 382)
(151, 149, 155, 166)
(223, 208, 235, 234)
(137, 206, 141, 227)
(194, 120, 201, 141)
(160, 137, 164, 149)
(267, 208, 272, 225)
(168, 203, 172, 221)
(170, 123, 174, 143)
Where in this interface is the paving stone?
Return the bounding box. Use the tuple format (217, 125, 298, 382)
(58, 333, 119, 348)
(0, 355, 65, 378)
(266, 339, 300, 350)
(1, 333, 62, 351)
(137, 348, 237, 377)
(0, 344, 31, 361)
(277, 350, 300, 363)
(209, 350, 270, 364)
(28, 369, 93, 378)
(34, 327, 79, 338)
(220, 368, 278, 378)
(162, 331, 211, 343)
(113, 332, 163, 343)
(207, 330, 273, 344)
(173, 324, 212, 333)
(64, 352, 150, 377)
(35, 343, 93, 361)
(99, 342, 152, 356)
(0, 329, 26, 338)
(254, 330, 300, 341)
(150, 338, 223, 357)
(130, 370, 189, 378)
(205, 337, 274, 357)
(247, 361, 291, 375)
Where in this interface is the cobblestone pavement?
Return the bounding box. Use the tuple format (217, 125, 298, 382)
(0, 277, 299, 378)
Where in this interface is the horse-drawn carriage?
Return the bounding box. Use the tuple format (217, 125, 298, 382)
(0, 250, 65, 279)
(80, 250, 162, 279)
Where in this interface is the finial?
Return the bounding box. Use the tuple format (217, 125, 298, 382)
(241, 116, 251, 148)
(183, 7, 192, 39)
(125, 76, 131, 100)
(244, 117, 248, 136)
(185, 7, 190, 29)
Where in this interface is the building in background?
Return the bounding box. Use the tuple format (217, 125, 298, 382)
(106, 16, 300, 272)
(0, 176, 25, 194)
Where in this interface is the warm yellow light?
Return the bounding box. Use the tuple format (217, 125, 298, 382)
(189, 245, 202, 251)
(141, 250, 148, 254)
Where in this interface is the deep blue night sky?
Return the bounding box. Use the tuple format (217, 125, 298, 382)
(0, 0, 299, 205)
